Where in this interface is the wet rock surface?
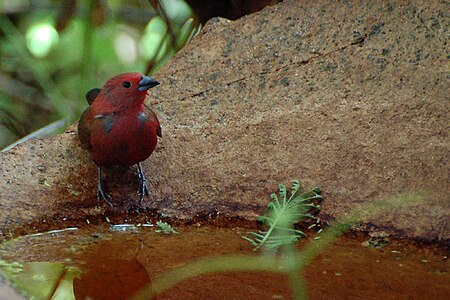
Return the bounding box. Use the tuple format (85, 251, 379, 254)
(0, 0, 448, 243)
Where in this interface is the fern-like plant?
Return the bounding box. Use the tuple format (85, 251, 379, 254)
(155, 220, 178, 235)
(243, 180, 321, 251)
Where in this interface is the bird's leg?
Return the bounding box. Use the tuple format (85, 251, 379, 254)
(97, 167, 112, 206)
(137, 162, 149, 204)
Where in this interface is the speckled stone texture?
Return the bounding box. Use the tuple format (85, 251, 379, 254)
(0, 0, 448, 242)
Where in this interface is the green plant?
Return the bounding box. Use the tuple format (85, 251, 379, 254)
(0, 0, 199, 150)
(131, 189, 424, 300)
(0, 260, 81, 300)
(243, 180, 321, 250)
(155, 220, 178, 235)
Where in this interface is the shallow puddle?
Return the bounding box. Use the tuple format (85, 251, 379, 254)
(0, 224, 448, 299)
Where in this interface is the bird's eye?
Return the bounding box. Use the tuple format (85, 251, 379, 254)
(123, 81, 131, 88)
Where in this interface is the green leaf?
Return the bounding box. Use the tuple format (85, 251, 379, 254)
(291, 180, 300, 196)
(243, 180, 322, 251)
(0, 260, 81, 300)
(279, 183, 287, 205)
(155, 221, 178, 235)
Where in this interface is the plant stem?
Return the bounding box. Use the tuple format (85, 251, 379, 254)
(285, 244, 308, 300)
(288, 268, 307, 300)
(131, 255, 281, 300)
(79, 0, 94, 113)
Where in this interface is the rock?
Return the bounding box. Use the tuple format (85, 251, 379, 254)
(0, 0, 448, 243)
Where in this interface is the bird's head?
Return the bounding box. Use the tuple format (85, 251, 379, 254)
(100, 72, 160, 108)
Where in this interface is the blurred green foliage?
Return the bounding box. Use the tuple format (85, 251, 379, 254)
(0, 0, 198, 150)
(0, 259, 81, 300)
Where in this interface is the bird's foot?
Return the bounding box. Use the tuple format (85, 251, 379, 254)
(97, 167, 113, 207)
(127, 203, 143, 214)
(97, 187, 113, 207)
(137, 163, 149, 206)
(138, 178, 149, 205)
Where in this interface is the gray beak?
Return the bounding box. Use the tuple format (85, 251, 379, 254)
(138, 75, 160, 91)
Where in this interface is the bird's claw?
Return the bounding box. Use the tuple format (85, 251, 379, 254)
(127, 203, 142, 214)
(97, 188, 113, 207)
(97, 167, 113, 207)
(138, 178, 149, 204)
(137, 163, 149, 205)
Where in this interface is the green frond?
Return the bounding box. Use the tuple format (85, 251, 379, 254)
(291, 180, 300, 193)
(243, 179, 322, 251)
(290, 180, 300, 201)
(155, 221, 178, 235)
(256, 216, 273, 224)
(279, 183, 287, 205)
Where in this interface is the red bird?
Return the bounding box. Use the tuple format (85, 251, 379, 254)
(78, 72, 161, 206)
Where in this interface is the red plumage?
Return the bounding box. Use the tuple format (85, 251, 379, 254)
(78, 72, 161, 205)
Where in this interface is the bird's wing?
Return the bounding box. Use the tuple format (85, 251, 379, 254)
(77, 108, 92, 149)
(144, 104, 162, 137)
(85, 88, 101, 105)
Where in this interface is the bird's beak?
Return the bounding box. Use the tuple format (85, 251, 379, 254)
(138, 75, 160, 91)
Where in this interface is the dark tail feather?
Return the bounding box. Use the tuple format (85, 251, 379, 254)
(85, 88, 101, 105)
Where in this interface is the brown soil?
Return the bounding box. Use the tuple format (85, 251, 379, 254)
(1, 225, 448, 299)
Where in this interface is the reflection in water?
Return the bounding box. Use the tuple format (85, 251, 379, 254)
(0, 260, 80, 299)
(0, 225, 152, 299)
(0, 225, 448, 299)
(74, 258, 150, 299)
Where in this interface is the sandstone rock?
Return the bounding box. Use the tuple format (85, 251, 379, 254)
(0, 0, 448, 243)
